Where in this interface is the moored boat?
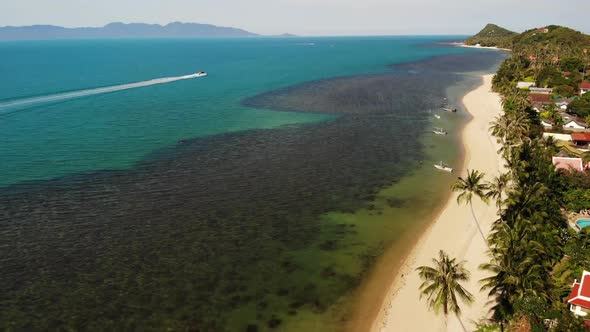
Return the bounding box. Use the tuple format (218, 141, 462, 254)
(443, 107, 457, 112)
(434, 114, 441, 119)
(432, 127, 447, 135)
(434, 161, 453, 172)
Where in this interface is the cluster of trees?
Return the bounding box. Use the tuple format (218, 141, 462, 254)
(568, 93, 590, 119)
(417, 48, 590, 330)
(490, 25, 590, 109)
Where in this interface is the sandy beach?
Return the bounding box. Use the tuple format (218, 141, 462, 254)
(370, 74, 503, 332)
(445, 42, 511, 52)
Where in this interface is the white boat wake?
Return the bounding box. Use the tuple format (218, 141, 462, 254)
(0, 72, 207, 113)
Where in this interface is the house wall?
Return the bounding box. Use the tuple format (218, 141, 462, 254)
(570, 304, 589, 317)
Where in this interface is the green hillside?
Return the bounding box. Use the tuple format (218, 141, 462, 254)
(490, 25, 590, 99)
(512, 25, 590, 58)
(464, 23, 517, 48)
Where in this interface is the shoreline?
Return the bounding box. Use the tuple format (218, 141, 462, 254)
(448, 41, 511, 52)
(369, 74, 503, 332)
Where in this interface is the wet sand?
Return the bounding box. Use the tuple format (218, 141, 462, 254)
(370, 74, 503, 332)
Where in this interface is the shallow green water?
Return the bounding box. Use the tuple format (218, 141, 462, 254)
(0, 37, 505, 331)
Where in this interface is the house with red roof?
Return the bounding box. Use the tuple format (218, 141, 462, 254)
(581, 82, 590, 96)
(528, 93, 552, 105)
(568, 270, 590, 317)
(572, 133, 590, 148)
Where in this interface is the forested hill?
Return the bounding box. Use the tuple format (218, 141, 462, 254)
(465, 24, 590, 55)
(464, 23, 517, 48)
(511, 25, 590, 58)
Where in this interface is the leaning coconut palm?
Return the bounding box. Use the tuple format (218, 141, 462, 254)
(481, 222, 550, 329)
(506, 112, 531, 145)
(490, 115, 511, 145)
(487, 173, 511, 213)
(501, 91, 530, 114)
(417, 250, 474, 331)
(452, 169, 490, 244)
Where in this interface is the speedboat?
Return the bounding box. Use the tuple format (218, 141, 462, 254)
(432, 127, 447, 135)
(434, 114, 441, 119)
(195, 72, 208, 77)
(443, 107, 457, 113)
(434, 161, 453, 172)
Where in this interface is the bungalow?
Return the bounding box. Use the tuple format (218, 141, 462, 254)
(541, 118, 554, 128)
(536, 28, 549, 33)
(572, 132, 590, 147)
(552, 56, 559, 64)
(552, 156, 585, 171)
(528, 93, 552, 105)
(543, 132, 572, 141)
(528, 55, 538, 62)
(568, 270, 590, 317)
(530, 87, 553, 94)
(564, 119, 587, 130)
(555, 99, 571, 110)
(517, 81, 536, 89)
(581, 82, 590, 96)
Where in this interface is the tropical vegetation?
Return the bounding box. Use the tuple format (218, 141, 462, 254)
(416, 250, 474, 330)
(418, 24, 590, 331)
(465, 24, 517, 49)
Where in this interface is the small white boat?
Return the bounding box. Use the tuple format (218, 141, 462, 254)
(432, 127, 447, 135)
(434, 161, 453, 172)
(195, 72, 208, 77)
(443, 107, 457, 113)
(434, 114, 441, 119)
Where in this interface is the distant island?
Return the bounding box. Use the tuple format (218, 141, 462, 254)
(0, 22, 262, 40)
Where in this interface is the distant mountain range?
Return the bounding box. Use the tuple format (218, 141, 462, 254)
(0, 22, 272, 40)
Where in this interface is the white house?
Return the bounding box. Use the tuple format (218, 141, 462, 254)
(542, 132, 572, 141)
(530, 87, 553, 94)
(564, 120, 587, 130)
(517, 81, 536, 89)
(568, 270, 590, 317)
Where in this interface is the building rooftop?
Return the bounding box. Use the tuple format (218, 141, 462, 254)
(581, 82, 590, 90)
(552, 157, 584, 171)
(568, 271, 590, 308)
(572, 133, 590, 142)
(528, 93, 552, 103)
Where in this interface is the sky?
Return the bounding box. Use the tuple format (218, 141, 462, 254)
(2, 0, 590, 36)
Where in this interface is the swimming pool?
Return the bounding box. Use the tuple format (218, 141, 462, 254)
(576, 219, 590, 230)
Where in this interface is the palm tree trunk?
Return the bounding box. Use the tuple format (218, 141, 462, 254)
(469, 201, 488, 247)
(455, 313, 468, 332)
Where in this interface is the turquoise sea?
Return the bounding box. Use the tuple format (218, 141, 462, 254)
(0, 37, 504, 331)
(1, 37, 473, 187)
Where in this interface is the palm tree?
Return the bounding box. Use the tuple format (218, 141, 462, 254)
(487, 173, 511, 213)
(417, 250, 474, 331)
(481, 222, 550, 330)
(507, 112, 531, 144)
(490, 115, 511, 145)
(452, 169, 490, 244)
